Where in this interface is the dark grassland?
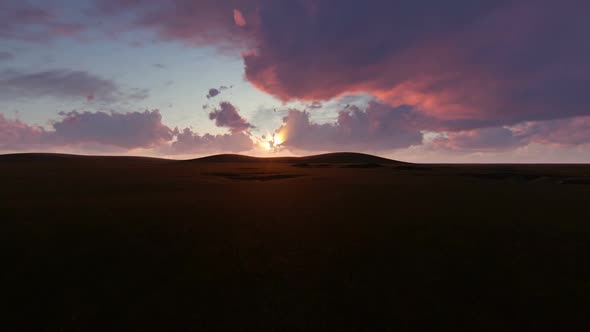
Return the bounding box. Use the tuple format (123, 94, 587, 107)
(1, 153, 589, 331)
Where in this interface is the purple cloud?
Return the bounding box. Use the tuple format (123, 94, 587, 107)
(242, 1, 589, 127)
(276, 102, 423, 151)
(0, 108, 255, 154)
(207, 88, 221, 99)
(95, 0, 590, 132)
(432, 127, 525, 152)
(0, 70, 117, 102)
(96, 0, 249, 48)
(0, 0, 85, 41)
(432, 116, 590, 151)
(0, 70, 148, 103)
(208, 102, 254, 133)
(168, 128, 254, 154)
(0, 110, 172, 150)
(0, 52, 14, 61)
(514, 116, 590, 147)
(52, 110, 174, 149)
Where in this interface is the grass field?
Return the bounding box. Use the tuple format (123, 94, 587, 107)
(1, 153, 589, 331)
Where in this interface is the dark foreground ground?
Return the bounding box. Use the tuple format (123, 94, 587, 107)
(1, 153, 589, 331)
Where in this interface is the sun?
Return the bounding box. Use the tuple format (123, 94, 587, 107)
(262, 133, 284, 152)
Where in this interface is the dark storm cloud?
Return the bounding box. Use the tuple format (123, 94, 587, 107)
(208, 102, 254, 133)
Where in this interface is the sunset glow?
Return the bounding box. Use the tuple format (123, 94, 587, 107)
(261, 132, 284, 153)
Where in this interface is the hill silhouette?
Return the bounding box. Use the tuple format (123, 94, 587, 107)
(0, 152, 404, 164)
(0, 153, 166, 163)
(189, 152, 405, 164)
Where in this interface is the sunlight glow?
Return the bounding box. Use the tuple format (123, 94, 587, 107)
(260, 132, 284, 153)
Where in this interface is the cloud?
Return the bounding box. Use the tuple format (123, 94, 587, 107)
(431, 115, 590, 151)
(168, 128, 254, 154)
(0, 70, 148, 103)
(0, 52, 14, 61)
(96, 0, 590, 131)
(96, 0, 251, 48)
(0, 70, 118, 102)
(308, 102, 323, 109)
(0, 110, 172, 150)
(206, 88, 221, 99)
(0, 108, 255, 154)
(233, 9, 247, 27)
(514, 116, 590, 147)
(432, 127, 525, 152)
(208, 102, 254, 133)
(51, 110, 174, 149)
(241, 1, 590, 127)
(206, 85, 234, 99)
(0, 114, 47, 150)
(275, 102, 423, 151)
(0, 0, 85, 41)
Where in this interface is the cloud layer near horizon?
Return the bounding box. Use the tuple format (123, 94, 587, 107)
(273, 102, 590, 153)
(276, 103, 423, 151)
(0, 103, 255, 154)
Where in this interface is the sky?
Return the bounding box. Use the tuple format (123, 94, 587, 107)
(1, 0, 589, 162)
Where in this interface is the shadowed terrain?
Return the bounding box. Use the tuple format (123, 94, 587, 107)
(1, 153, 589, 331)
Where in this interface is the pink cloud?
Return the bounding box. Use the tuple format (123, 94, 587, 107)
(0, 114, 47, 150)
(233, 9, 247, 27)
(514, 116, 590, 147)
